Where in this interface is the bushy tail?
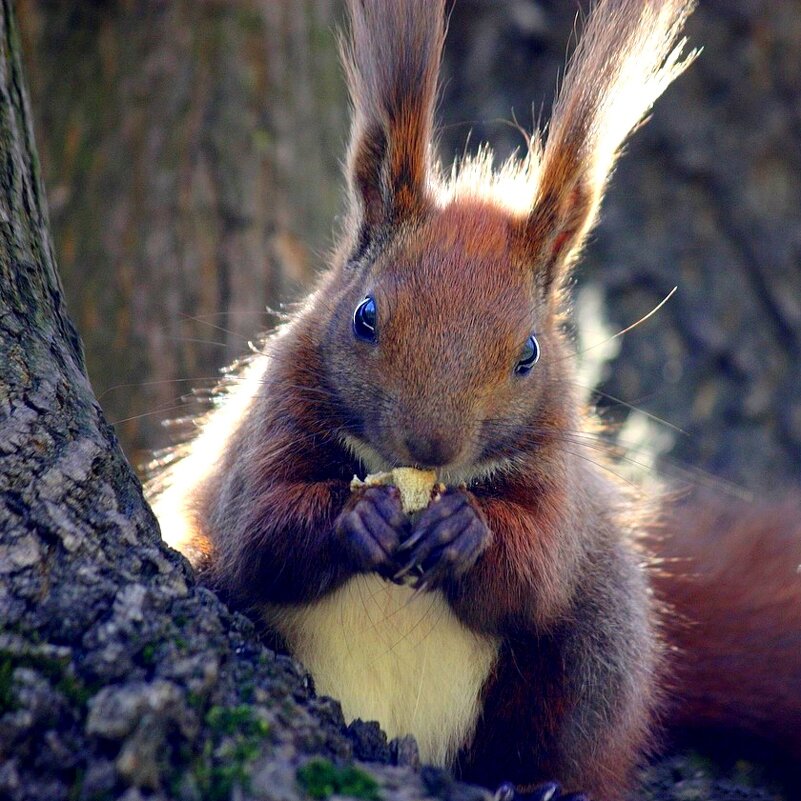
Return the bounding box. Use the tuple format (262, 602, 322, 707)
(649, 493, 801, 756)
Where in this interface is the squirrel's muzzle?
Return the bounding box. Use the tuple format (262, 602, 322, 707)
(403, 430, 460, 468)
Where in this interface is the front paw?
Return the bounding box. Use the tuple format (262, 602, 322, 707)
(395, 488, 491, 589)
(335, 486, 408, 577)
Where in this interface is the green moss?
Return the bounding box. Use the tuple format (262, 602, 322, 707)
(140, 643, 156, 665)
(685, 751, 715, 775)
(190, 742, 251, 801)
(0, 649, 92, 711)
(0, 648, 64, 680)
(168, 705, 272, 801)
(297, 759, 380, 801)
(67, 769, 114, 801)
(205, 704, 270, 738)
(66, 768, 84, 801)
(56, 672, 93, 708)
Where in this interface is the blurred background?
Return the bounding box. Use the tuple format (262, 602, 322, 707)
(15, 0, 801, 493)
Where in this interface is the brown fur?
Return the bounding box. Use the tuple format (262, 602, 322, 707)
(523, 0, 696, 291)
(147, 2, 801, 799)
(650, 494, 801, 756)
(342, 0, 444, 232)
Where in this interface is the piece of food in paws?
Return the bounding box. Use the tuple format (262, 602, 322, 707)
(350, 467, 440, 514)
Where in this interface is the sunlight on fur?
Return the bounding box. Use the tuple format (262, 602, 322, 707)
(150, 357, 267, 555)
(440, 4, 697, 220)
(441, 145, 542, 216)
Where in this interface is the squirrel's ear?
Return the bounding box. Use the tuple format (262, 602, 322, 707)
(519, 0, 697, 293)
(342, 0, 445, 238)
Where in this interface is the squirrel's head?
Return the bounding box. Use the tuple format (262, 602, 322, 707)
(324, 199, 569, 480)
(319, 0, 696, 480)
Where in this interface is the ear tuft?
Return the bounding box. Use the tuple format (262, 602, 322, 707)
(342, 0, 446, 239)
(522, 0, 698, 291)
(351, 122, 389, 231)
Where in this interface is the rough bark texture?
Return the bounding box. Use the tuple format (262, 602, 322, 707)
(0, 4, 484, 800)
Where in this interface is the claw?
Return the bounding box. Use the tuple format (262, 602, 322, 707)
(397, 527, 426, 552)
(494, 780, 587, 801)
(417, 558, 447, 590)
(494, 783, 516, 801)
(392, 559, 418, 581)
(526, 782, 561, 801)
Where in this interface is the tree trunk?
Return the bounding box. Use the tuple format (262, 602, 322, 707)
(588, 0, 801, 490)
(15, 0, 348, 467)
(0, 4, 473, 800)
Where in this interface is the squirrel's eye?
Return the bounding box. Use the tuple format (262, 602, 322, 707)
(514, 334, 540, 375)
(353, 296, 378, 343)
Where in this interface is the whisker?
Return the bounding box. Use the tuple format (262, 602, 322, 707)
(574, 383, 687, 436)
(556, 447, 640, 489)
(110, 401, 199, 426)
(340, 576, 356, 661)
(479, 417, 753, 500)
(97, 376, 224, 401)
(374, 590, 441, 664)
(566, 286, 678, 362)
(355, 573, 384, 641)
(411, 600, 450, 726)
(177, 310, 278, 319)
(164, 336, 231, 348)
(178, 312, 250, 342)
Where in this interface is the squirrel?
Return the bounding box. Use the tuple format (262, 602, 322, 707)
(147, 0, 801, 798)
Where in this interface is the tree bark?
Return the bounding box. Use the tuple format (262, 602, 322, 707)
(588, 0, 801, 490)
(0, 4, 478, 800)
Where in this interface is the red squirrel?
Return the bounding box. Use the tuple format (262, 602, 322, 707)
(148, 0, 801, 798)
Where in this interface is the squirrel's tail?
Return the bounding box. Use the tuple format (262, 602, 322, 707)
(649, 493, 801, 756)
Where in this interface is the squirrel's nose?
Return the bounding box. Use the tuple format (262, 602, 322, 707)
(404, 431, 459, 468)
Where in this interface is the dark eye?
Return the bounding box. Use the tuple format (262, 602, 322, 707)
(514, 334, 540, 375)
(353, 296, 378, 343)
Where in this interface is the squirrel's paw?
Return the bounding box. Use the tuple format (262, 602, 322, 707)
(494, 782, 589, 801)
(394, 488, 491, 589)
(335, 485, 408, 577)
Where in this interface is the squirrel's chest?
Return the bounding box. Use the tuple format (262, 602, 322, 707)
(263, 576, 500, 766)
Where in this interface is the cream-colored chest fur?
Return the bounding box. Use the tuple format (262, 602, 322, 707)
(264, 575, 500, 766)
